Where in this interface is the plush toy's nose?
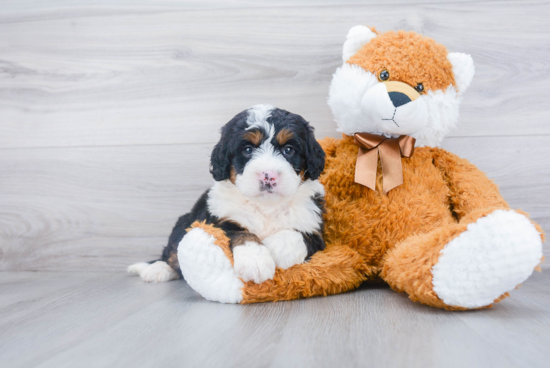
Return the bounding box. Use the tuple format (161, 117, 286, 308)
(388, 92, 412, 108)
(383, 81, 420, 108)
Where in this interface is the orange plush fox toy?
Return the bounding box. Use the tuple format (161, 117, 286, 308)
(178, 27, 544, 310)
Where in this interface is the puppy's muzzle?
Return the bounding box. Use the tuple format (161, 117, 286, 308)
(259, 170, 278, 192)
(384, 81, 420, 108)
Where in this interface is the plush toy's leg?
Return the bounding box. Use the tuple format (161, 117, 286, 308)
(178, 222, 373, 303)
(381, 210, 543, 310)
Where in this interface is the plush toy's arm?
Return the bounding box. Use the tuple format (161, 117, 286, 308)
(431, 148, 511, 223)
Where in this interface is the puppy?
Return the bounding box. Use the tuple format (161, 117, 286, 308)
(128, 104, 326, 284)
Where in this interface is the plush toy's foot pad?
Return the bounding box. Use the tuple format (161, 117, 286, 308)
(178, 227, 244, 303)
(432, 210, 543, 308)
(127, 261, 179, 283)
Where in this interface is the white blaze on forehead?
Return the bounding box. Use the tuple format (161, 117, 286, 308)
(246, 104, 275, 140)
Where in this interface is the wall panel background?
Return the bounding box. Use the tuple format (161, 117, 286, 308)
(1, 0, 549, 270)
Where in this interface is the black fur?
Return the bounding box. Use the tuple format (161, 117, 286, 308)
(210, 108, 325, 182)
(159, 189, 248, 278)
(210, 111, 249, 181)
(159, 107, 326, 279)
(300, 192, 326, 258)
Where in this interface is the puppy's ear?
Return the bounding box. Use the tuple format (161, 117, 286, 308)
(210, 129, 232, 182)
(303, 123, 326, 181)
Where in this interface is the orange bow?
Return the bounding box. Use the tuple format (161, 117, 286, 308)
(353, 133, 416, 194)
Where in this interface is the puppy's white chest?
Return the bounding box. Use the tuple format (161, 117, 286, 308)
(237, 204, 297, 240)
(207, 180, 323, 240)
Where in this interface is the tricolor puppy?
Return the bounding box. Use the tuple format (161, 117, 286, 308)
(128, 105, 326, 284)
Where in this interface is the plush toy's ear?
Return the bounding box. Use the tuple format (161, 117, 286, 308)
(342, 25, 377, 62)
(447, 52, 475, 94)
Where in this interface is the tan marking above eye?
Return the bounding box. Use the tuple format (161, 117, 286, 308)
(243, 130, 264, 146)
(276, 128, 294, 145)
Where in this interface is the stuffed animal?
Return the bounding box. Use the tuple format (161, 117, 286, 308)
(178, 26, 544, 310)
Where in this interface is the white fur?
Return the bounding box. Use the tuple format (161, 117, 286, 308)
(342, 25, 377, 62)
(361, 82, 428, 136)
(127, 262, 149, 276)
(328, 63, 379, 137)
(235, 139, 300, 199)
(263, 229, 308, 269)
(208, 179, 324, 240)
(432, 210, 543, 308)
(447, 52, 475, 94)
(328, 62, 462, 147)
(233, 241, 276, 283)
(237, 103, 305, 199)
(178, 227, 244, 303)
(127, 261, 179, 283)
(246, 104, 275, 136)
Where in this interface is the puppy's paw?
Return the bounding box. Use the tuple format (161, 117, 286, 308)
(127, 262, 149, 276)
(233, 242, 276, 284)
(138, 261, 179, 283)
(263, 230, 307, 270)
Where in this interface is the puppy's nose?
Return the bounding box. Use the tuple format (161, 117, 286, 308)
(388, 91, 412, 108)
(261, 171, 279, 185)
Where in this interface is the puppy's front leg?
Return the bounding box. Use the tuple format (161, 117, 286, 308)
(263, 230, 324, 270)
(230, 232, 275, 284)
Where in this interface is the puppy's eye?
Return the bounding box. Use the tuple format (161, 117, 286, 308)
(243, 146, 253, 157)
(414, 83, 424, 93)
(379, 70, 390, 81)
(282, 146, 295, 157)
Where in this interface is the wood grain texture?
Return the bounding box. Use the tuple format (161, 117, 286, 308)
(1, 1, 550, 148)
(0, 0, 548, 271)
(0, 270, 548, 368)
(0, 135, 548, 271)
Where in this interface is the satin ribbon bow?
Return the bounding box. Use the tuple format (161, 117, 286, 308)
(353, 133, 416, 194)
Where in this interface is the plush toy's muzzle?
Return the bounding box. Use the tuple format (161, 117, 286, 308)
(361, 81, 428, 136)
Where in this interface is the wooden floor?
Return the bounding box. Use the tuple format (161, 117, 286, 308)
(1, 271, 549, 368)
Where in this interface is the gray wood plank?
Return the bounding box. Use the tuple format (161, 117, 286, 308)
(0, 143, 213, 271)
(0, 271, 190, 367)
(1, 1, 549, 149)
(0, 271, 547, 368)
(0, 135, 548, 271)
(0, 0, 515, 19)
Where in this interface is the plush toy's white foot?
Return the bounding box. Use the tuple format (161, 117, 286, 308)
(432, 210, 543, 308)
(263, 230, 308, 270)
(233, 242, 276, 283)
(178, 228, 244, 303)
(127, 261, 179, 283)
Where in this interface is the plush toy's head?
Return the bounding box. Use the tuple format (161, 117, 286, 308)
(328, 26, 475, 147)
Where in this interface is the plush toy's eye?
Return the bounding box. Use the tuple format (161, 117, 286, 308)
(379, 70, 390, 81)
(282, 145, 295, 157)
(414, 83, 424, 93)
(243, 146, 253, 157)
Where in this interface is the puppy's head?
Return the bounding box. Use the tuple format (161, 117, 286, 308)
(210, 105, 325, 201)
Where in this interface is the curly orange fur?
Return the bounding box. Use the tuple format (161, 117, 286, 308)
(347, 30, 456, 92)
